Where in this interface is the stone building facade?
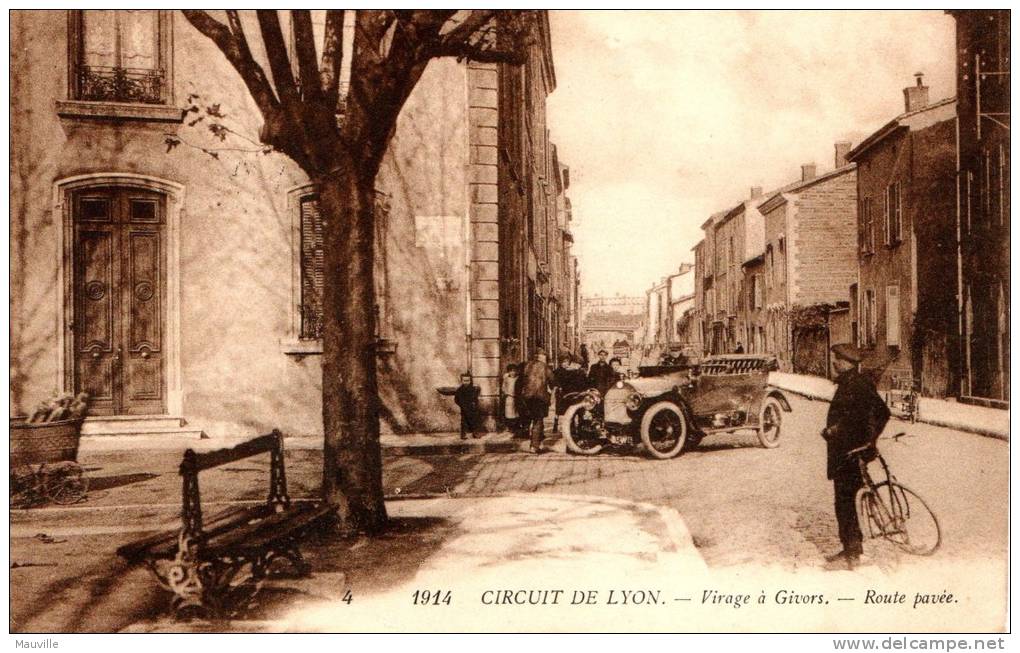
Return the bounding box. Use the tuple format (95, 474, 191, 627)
(495, 21, 575, 372)
(9, 10, 572, 437)
(758, 155, 858, 376)
(845, 79, 958, 396)
(950, 10, 1010, 406)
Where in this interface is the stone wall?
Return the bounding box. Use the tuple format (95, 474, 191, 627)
(787, 169, 858, 307)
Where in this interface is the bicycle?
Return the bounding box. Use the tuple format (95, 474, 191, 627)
(848, 435, 941, 556)
(886, 374, 920, 423)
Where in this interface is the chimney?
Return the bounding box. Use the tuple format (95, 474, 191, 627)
(834, 141, 852, 168)
(678, 262, 693, 275)
(903, 72, 930, 112)
(750, 186, 763, 199)
(801, 163, 817, 182)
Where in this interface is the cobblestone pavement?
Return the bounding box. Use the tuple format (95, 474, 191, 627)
(382, 396, 1009, 571)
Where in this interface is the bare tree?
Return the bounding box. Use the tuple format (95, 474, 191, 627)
(181, 10, 533, 534)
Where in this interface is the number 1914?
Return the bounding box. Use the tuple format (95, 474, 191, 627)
(412, 589, 452, 605)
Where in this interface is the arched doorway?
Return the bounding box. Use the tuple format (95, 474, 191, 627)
(70, 186, 167, 415)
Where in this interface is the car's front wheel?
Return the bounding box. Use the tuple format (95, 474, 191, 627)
(561, 403, 604, 455)
(639, 401, 688, 459)
(757, 397, 783, 448)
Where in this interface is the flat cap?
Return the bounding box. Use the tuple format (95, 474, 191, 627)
(830, 343, 862, 363)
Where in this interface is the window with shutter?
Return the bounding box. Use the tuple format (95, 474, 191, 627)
(860, 198, 875, 254)
(885, 183, 902, 245)
(886, 285, 900, 347)
(300, 195, 324, 340)
(863, 289, 877, 348)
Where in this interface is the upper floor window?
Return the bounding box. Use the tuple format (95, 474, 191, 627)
(860, 197, 875, 254)
(69, 10, 170, 105)
(884, 182, 902, 246)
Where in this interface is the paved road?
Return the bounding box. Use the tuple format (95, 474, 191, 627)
(10, 396, 1008, 631)
(382, 396, 1009, 570)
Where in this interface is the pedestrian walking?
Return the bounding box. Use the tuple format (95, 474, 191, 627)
(517, 348, 555, 454)
(821, 343, 891, 570)
(501, 363, 521, 438)
(454, 372, 482, 440)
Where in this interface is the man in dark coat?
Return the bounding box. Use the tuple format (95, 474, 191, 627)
(517, 348, 555, 453)
(553, 353, 589, 429)
(587, 349, 616, 397)
(454, 372, 481, 440)
(821, 343, 891, 570)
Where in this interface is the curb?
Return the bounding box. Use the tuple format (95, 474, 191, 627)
(775, 386, 1009, 442)
(382, 435, 565, 456)
(382, 439, 530, 456)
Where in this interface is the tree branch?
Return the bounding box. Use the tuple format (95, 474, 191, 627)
(434, 10, 529, 65)
(319, 10, 345, 102)
(256, 10, 300, 106)
(434, 41, 527, 65)
(291, 10, 322, 103)
(438, 10, 497, 50)
(182, 11, 280, 114)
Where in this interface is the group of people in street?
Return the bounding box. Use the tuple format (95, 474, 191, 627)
(501, 347, 625, 453)
(458, 339, 892, 570)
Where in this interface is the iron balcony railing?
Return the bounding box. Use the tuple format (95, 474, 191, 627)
(79, 65, 165, 104)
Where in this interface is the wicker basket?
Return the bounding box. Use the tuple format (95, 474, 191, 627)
(10, 417, 85, 468)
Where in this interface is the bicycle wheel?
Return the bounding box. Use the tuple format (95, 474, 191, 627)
(859, 482, 941, 555)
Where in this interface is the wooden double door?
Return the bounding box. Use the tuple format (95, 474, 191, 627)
(72, 187, 166, 415)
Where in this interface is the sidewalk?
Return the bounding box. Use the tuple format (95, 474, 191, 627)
(80, 421, 563, 455)
(12, 490, 705, 633)
(768, 372, 1009, 441)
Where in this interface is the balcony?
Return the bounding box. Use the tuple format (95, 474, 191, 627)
(79, 65, 165, 104)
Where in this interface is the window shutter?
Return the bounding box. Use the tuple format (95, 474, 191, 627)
(884, 188, 891, 245)
(893, 183, 902, 243)
(886, 285, 900, 347)
(300, 196, 324, 339)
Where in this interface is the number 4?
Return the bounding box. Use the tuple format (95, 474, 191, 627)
(342, 589, 353, 604)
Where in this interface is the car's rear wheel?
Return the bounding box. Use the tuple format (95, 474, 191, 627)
(640, 402, 688, 459)
(561, 403, 604, 455)
(757, 397, 783, 449)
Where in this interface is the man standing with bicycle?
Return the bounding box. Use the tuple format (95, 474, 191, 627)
(821, 343, 891, 570)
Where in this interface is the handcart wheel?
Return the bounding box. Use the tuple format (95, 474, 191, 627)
(44, 461, 89, 505)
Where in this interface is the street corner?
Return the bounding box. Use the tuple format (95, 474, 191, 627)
(414, 492, 708, 574)
(271, 492, 709, 632)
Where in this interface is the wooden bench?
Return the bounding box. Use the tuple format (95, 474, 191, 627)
(117, 430, 333, 618)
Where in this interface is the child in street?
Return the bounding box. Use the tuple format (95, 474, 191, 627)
(454, 372, 481, 440)
(502, 363, 521, 437)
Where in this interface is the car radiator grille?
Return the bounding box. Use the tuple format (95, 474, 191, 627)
(604, 395, 631, 424)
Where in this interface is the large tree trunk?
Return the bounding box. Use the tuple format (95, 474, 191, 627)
(319, 161, 388, 534)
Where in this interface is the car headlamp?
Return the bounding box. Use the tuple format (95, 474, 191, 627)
(625, 392, 643, 411)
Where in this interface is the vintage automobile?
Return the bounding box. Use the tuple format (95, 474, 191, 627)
(560, 354, 792, 459)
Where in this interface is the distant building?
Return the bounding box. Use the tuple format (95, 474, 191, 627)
(759, 150, 858, 376)
(579, 295, 644, 361)
(704, 190, 770, 356)
(845, 76, 958, 395)
(949, 10, 1009, 407)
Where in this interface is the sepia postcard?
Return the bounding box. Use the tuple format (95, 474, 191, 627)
(8, 8, 1010, 640)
